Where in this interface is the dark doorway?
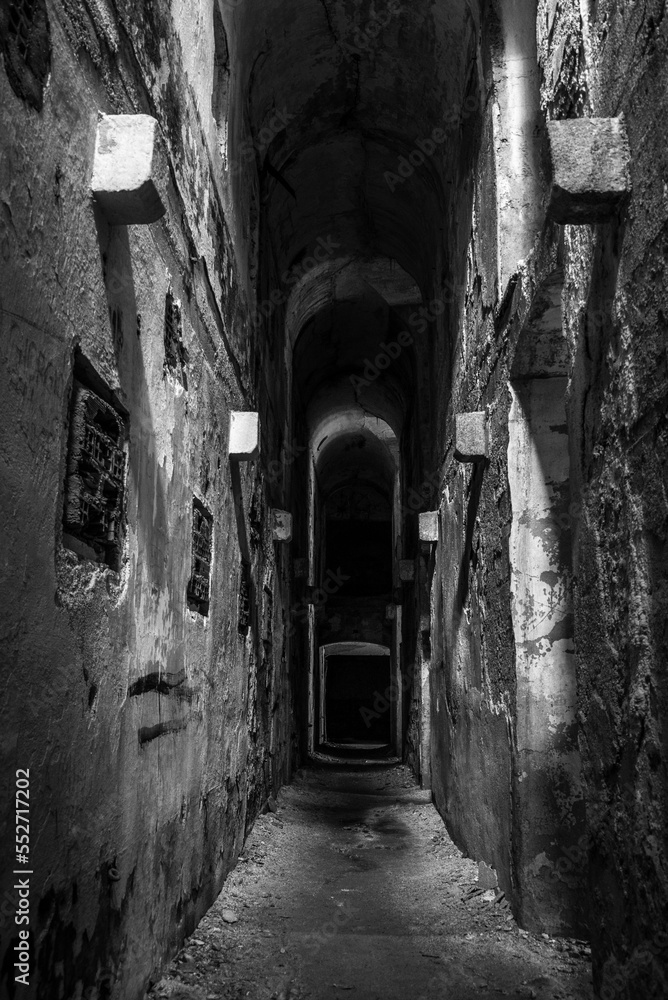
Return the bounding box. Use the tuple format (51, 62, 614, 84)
(324, 484, 393, 598)
(325, 655, 391, 745)
(325, 519, 393, 597)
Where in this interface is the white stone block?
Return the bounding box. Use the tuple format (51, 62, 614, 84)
(546, 117, 631, 224)
(419, 511, 439, 542)
(228, 411, 259, 461)
(91, 114, 168, 225)
(455, 412, 490, 462)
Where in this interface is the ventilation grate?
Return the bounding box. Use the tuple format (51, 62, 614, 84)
(187, 499, 212, 615)
(1, 0, 51, 110)
(63, 383, 126, 568)
(164, 290, 188, 388)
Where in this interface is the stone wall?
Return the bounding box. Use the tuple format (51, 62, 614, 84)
(1, 1, 667, 997)
(427, 0, 668, 985)
(0, 2, 296, 997)
(544, 0, 668, 995)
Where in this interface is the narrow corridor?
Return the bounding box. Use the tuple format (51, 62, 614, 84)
(146, 765, 593, 1000)
(2, 1, 667, 997)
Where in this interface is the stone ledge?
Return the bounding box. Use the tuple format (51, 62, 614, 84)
(91, 114, 168, 225)
(418, 511, 439, 542)
(546, 117, 631, 225)
(455, 412, 490, 462)
(229, 411, 259, 461)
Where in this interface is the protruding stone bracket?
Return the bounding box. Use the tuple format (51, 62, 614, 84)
(228, 411, 259, 461)
(399, 559, 415, 581)
(454, 412, 490, 463)
(228, 411, 260, 564)
(271, 509, 292, 542)
(546, 117, 631, 225)
(91, 114, 168, 225)
(419, 511, 439, 543)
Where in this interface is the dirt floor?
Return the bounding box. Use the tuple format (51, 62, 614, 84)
(146, 762, 595, 1000)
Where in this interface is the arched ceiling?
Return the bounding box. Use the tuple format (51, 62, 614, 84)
(315, 422, 397, 499)
(219, 0, 482, 502)
(224, 0, 479, 289)
(293, 274, 413, 494)
(292, 272, 414, 408)
(284, 255, 421, 350)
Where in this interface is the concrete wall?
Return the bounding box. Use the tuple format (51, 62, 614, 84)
(0, 2, 296, 997)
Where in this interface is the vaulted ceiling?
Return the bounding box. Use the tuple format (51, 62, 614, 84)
(221, 0, 482, 497)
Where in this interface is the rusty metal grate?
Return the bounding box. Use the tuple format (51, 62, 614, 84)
(187, 500, 212, 615)
(63, 383, 126, 567)
(164, 291, 188, 388)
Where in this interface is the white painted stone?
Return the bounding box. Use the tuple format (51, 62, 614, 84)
(455, 412, 489, 461)
(228, 411, 259, 461)
(271, 509, 292, 542)
(546, 117, 631, 224)
(91, 114, 168, 225)
(419, 511, 439, 542)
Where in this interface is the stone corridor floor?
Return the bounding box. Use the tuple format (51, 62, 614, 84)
(146, 764, 594, 1000)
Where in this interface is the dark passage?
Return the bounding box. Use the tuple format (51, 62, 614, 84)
(325, 655, 391, 745)
(1, 0, 665, 996)
(325, 518, 393, 597)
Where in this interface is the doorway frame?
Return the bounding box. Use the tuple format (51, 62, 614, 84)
(317, 641, 392, 748)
